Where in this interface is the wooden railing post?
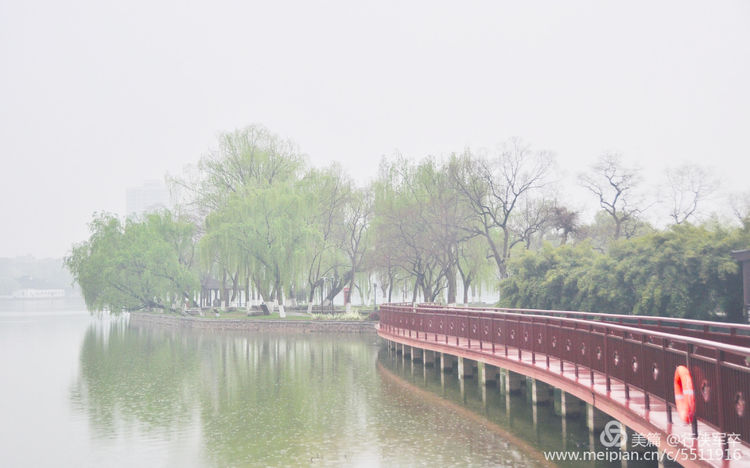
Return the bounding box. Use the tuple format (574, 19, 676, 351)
(589, 324, 594, 387)
(491, 319, 495, 354)
(504, 318, 508, 358)
(662, 338, 672, 424)
(531, 317, 536, 365)
(604, 328, 611, 394)
(517, 315, 522, 361)
(714, 348, 728, 459)
(640, 333, 649, 411)
(545, 318, 550, 369)
(685, 343, 698, 438)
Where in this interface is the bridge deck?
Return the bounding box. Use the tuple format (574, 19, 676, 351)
(379, 325, 750, 468)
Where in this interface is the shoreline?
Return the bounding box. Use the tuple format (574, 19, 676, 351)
(129, 311, 378, 334)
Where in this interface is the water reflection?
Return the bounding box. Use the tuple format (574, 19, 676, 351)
(73, 319, 656, 467)
(377, 346, 664, 468)
(73, 321, 389, 466)
(71, 320, 202, 438)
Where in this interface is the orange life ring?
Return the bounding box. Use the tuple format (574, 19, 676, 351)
(674, 365, 696, 423)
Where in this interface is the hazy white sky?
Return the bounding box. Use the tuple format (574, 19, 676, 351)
(1, 1, 749, 258)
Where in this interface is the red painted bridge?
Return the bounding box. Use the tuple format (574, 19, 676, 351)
(377, 303, 750, 467)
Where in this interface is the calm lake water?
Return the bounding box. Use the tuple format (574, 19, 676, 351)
(0, 303, 644, 467)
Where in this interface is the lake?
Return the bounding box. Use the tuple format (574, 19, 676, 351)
(0, 304, 616, 467)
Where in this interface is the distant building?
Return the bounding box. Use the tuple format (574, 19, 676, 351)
(12, 288, 66, 299)
(126, 180, 169, 217)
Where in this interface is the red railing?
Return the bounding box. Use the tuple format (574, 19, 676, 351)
(471, 306, 750, 348)
(379, 303, 750, 448)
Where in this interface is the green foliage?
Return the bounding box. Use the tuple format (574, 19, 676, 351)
(65, 212, 199, 313)
(203, 180, 317, 300)
(70, 124, 749, 317)
(456, 234, 495, 303)
(371, 156, 471, 302)
(186, 128, 366, 307)
(192, 125, 304, 212)
(574, 211, 654, 252)
(298, 165, 358, 302)
(500, 222, 750, 321)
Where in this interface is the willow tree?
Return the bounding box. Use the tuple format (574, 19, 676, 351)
(198, 218, 249, 308)
(298, 165, 352, 309)
(337, 185, 372, 307)
(201, 179, 314, 312)
(65, 212, 199, 313)
(171, 125, 304, 216)
(179, 125, 306, 309)
(456, 234, 494, 304)
(372, 157, 468, 303)
(411, 157, 473, 303)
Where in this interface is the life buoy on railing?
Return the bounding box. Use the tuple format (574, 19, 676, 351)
(674, 365, 696, 423)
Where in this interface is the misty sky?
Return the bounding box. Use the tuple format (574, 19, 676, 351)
(1, 1, 749, 258)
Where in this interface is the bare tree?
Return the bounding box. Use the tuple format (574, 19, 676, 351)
(731, 190, 750, 225)
(450, 139, 555, 278)
(578, 153, 644, 240)
(511, 196, 555, 249)
(664, 164, 717, 224)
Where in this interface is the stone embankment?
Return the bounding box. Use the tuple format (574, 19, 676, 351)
(129, 311, 378, 334)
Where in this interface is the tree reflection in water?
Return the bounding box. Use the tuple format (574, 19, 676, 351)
(72, 320, 574, 467)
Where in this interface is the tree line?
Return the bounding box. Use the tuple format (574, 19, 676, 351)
(65, 125, 750, 320)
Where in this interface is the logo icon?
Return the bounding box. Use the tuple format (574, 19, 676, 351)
(600, 420, 626, 448)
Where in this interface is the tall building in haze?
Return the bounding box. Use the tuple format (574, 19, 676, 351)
(126, 180, 169, 217)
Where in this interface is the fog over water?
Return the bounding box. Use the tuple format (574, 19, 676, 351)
(1, 1, 749, 258)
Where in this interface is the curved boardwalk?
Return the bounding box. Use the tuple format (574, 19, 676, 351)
(378, 303, 750, 468)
